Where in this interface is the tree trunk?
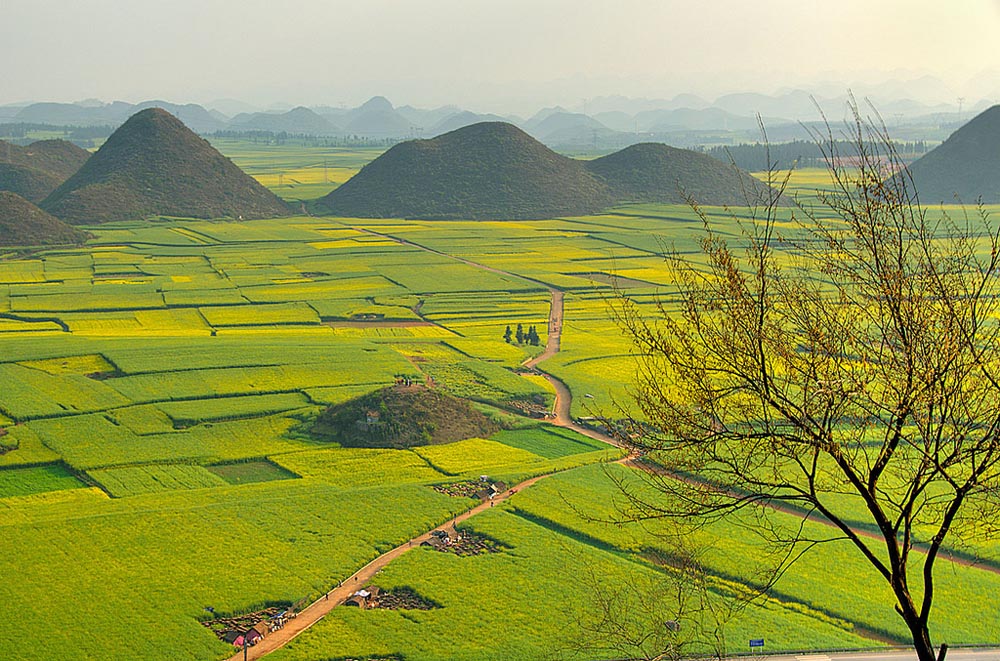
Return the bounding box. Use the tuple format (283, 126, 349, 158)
(903, 614, 936, 661)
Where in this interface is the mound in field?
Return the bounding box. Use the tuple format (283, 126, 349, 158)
(585, 142, 774, 205)
(0, 139, 91, 202)
(319, 122, 774, 219)
(41, 108, 289, 224)
(0, 191, 89, 247)
(907, 105, 1000, 203)
(311, 385, 500, 449)
(318, 122, 613, 220)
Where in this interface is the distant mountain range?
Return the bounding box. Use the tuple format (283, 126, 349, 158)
(3, 86, 986, 150)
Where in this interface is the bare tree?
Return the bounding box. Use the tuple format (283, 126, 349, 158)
(612, 102, 1000, 661)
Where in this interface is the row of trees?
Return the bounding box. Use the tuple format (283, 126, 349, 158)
(701, 137, 930, 171)
(503, 323, 541, 346)
(209, 129, 401, 148)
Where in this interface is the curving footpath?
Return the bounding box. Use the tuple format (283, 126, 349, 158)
(225, 473, 554, 661)
(227, 229, 622, 660)
(222, 226, 999, 660)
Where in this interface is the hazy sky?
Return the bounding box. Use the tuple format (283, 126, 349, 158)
(3, 0, 1000, 113)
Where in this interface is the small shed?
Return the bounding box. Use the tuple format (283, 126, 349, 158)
(421, 536, 449, 551)
(344, 586, 381, 609)
(243, 620, 269, 646)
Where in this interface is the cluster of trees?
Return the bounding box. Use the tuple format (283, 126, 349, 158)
(209, 129, 401, 148)
(702, 138, 929, 171)
(503, 323, 541, 346)
(0, 123, 110, 146)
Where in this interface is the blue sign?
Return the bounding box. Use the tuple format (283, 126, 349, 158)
(749, 638, 765, 648)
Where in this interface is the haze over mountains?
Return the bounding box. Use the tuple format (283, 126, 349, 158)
(2, 83, 989, 150)
(2, 101, 998, 231)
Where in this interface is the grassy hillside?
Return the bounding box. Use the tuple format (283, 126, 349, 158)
(319, 122, 613, 219)
(0, 139, 90, 178)
(320, 122, 775, 219)
(0, 191, 89, 246)
(0, 139, 91, 202)
(0, 164, 63, 203)
(586, 142, 773, 205)
(907, 105, 1000, 204)
(42, 108, 289, 223)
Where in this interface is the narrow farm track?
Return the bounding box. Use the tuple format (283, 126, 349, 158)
(221, 228, 630, 660)
(352, 225, 621, 447)
(225, 472, 554, 661)
(231, 223, 1000, 659)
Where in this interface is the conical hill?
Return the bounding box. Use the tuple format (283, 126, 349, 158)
(585, 142, 773, 205)
(907, 105, 1000, 203)
(319, 122, 613, 220)
(0, 139, 91, 202)
(42, 108, 289, 223)
(0, 191, 89, 246)
(320, 122, 776, 220)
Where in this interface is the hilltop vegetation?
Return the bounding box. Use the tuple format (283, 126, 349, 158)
(585, 142, 774, 205)
(312, 385, 500, 448)
(0, 139, 91, 202)
(320, 122, 612, 220)
(42, 108, 289, 223)
(0, 191, 89, 246)
(908, 104, 1000, 203)
(1, 139, 90, 178)
(319, 122, 771, 220)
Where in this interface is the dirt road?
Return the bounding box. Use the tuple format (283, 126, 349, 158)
(225, 473, 553, 661)
(224, 227, 619, 660)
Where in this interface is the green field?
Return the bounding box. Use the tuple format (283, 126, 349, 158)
(4, 140, 1000, 660)
(0, 463, 84, 498)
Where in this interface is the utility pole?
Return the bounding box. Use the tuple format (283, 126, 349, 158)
(957, 97, 965, 122)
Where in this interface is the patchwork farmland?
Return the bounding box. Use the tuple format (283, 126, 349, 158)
(3, 140, 1000, 660)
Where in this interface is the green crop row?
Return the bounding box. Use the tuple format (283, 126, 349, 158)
(88, 464, 229, 497)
